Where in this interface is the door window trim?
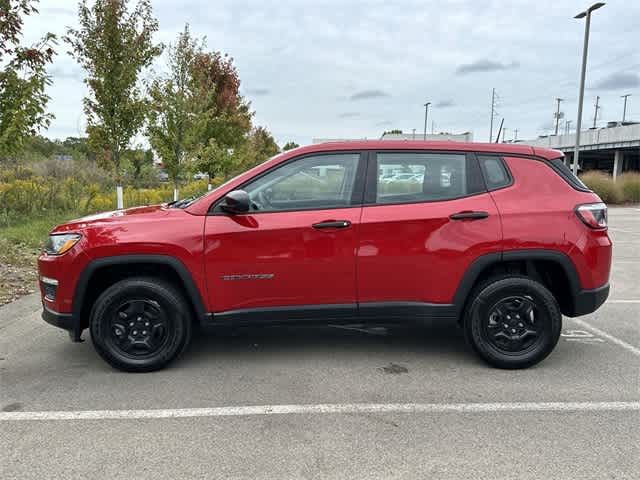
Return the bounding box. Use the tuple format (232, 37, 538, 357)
(208, 150, 368, 215)
(363, 150, 488, 207)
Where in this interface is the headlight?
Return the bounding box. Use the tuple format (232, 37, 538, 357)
(43, 233, 82, 255)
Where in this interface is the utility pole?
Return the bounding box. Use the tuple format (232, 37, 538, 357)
(592, 95, 600, 129)
(565, 120, 572, 135)
(412, 128, 416, 140)
(431, 120, 435, 134)
(554, 98, 564, 135)
(621, 94, 631, 122)
(573, 2, 606, 175)
(513, 129, 519, 142)
(502, 127, 508, 143)
(423, 102, 431, 140)
(489, 88, 496, 142)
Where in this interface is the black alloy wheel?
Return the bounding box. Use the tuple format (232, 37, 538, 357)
(482, 295, 543, 355)
(90, 278, 192, 372)
(464, 276, 562, 369)
(108, 299, 170, 359)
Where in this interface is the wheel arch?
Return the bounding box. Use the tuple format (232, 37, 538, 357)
(73, 255, 208, 336)
(454, 249, 582, 320)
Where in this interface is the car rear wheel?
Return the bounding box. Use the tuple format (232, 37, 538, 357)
(464, 276, 562, 369)
(90, 277, 192, 372)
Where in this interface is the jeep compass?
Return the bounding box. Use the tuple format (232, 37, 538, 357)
(38, 141, 612, 372)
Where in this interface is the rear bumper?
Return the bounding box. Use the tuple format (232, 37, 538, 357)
(42, 304, 83, 341)
(570, 283, 610, 317)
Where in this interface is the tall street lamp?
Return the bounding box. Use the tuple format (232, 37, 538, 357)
(573, 2, 605, 175)
(423, 102, 431, 140)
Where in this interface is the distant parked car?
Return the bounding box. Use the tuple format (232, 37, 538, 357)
(392, 173, 421, 182)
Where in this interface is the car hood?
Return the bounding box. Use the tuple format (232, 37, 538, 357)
(51, 204, 174, 233)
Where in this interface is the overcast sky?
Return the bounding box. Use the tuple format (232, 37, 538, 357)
(23, 0, 640, 146)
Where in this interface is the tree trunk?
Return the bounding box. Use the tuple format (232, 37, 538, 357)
(116, 185, 124, 209)
(114, 148, 124, 209)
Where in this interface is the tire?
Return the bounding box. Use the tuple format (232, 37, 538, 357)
(90, 277, 192, 372)
(463, 275, 562, 369)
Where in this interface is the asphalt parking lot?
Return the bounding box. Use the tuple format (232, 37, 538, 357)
(1, 207, 639, 479)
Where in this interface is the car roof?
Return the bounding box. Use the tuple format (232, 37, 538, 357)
(292, 140, 562, 160)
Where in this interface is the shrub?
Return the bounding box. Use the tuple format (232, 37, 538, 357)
(87, 192, 116, 212)
(619, 172, 640, 203)
(180, 179, 210, 199)
(580, 171, 622, 204)
(0, 161, 218, 226)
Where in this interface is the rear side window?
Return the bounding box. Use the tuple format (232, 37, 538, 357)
(374, 152, 483, 204)
(549, 158, 590, 191)
(477, 155, 511, 190)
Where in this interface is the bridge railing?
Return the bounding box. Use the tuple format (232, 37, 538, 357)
(524, 124, 640, 151)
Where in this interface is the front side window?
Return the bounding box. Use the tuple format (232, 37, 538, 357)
(242, 153, 360, 212)
(375, 152, 469, 204)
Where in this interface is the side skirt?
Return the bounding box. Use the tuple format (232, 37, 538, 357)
(202, 302, 456, 327)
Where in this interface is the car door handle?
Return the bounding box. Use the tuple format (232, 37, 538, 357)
(449, 211, 489, 220)
(312, 220, 352, 229)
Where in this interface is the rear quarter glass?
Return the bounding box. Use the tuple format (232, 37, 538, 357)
(549, 158, 590, 191)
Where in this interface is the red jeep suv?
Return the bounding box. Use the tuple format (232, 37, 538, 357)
(38, 141, 612, 372)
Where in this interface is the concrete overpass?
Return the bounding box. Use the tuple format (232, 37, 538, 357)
(523, 123, 640, 180)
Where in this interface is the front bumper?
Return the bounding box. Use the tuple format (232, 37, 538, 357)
(570, 283, 610, 317)
(42, 304, 83, 342)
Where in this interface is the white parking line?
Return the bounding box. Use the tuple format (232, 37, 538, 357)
(571, 318, 640, 357)
(607, 300, 640, 304)
(1, 401, 639, 422)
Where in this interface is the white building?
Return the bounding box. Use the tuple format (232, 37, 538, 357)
(312, 131, 473, 144)
(380, 131, 473, 142)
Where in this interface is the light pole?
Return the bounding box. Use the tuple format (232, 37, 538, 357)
(423, 102, 431, 140)
(554, 98, 563, 135)
(621, 94, 631, 122)
(573, 2, 606, 175)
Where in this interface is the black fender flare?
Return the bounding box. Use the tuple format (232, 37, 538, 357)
(72, 255, 208, 337)
(453, 249, 582, 317)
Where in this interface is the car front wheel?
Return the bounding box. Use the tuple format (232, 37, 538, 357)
(464, 276, 562, 369)
(90, 277, 192, 372)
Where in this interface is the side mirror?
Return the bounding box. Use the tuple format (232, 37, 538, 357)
(220, 190, 250, 214)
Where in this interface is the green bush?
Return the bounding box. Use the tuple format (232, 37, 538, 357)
(0, 172, 216, 226)
(180, 179, 211, 199)
(619, 172, 640, 203)
(579, 171, 623, 204)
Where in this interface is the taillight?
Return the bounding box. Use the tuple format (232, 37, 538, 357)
(575, 203, 607, 229)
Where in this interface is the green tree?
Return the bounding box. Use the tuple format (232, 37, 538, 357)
(190, 51, 252, 185)
(233, 126, 279, 174)
(65, 0, 162, 208)
(62, 136, 92, 161)
(282, 141, 299, 151)
(123, 147, 154, 187)
(0, 0, 56, 158)
(147, 24, 203, 200)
